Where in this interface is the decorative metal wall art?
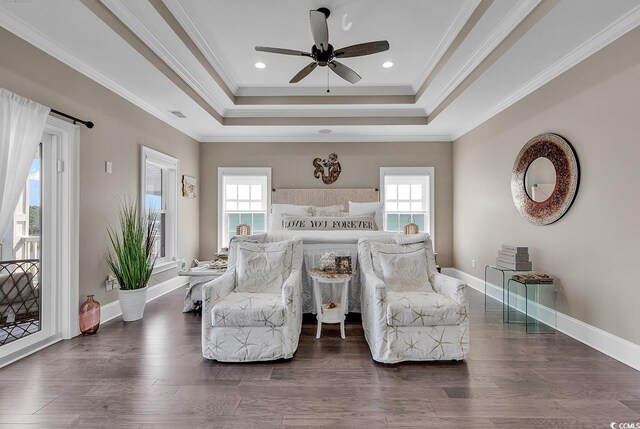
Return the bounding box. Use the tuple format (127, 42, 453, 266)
(313, 153, 341, 184)
(511, 133, 579, 225)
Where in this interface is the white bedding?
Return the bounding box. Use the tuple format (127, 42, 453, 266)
(268, 230, 395, 313)
(183, 230, 397, 314)
(268, 230, 395, 244)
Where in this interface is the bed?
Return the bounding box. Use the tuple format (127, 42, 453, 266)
(184, 188, 393, 313)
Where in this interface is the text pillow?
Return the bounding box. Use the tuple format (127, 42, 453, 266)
(236, 241, 287, 294)
(378, 248, 432, 292)
(282, 215, 377, 230)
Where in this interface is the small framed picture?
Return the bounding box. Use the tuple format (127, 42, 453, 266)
(335, 256, 352, 274)
(182, 175, 197, 198)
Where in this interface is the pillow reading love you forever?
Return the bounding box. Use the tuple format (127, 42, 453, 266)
(282, 214, 377, 230)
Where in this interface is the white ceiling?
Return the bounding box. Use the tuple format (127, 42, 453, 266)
(1, 0, 639, 142)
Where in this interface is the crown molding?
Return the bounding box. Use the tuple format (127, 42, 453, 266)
(200, 134, 452, 143)
(100, 0, 227, 115)
(451, 2, 640, 141)
(0, 7, 202, 142)
(165, 0, 239, 93)
(235, 85, 415, 97)
(423, 0, 541, 109)
(411, 0, 482, 92)
(223, 107, 427, 118)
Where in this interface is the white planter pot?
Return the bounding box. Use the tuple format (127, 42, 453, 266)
(118, 287, 148, 322)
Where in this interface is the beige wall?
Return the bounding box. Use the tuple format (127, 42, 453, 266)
(453, 26, 640, 345)
(0, 28, 200, 306)
(199, 141, 454, 266)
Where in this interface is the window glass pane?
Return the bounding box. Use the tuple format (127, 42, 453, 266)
(386, 184, 397, 200)
(240, 213, 252, 224)
(398, 201, 411, 211)
(411, 184, 422, 199)
(250, 185, 262, 200)
(238, 185, 250, 200)
(411, 201, 422, 211)
(386, 201, 397, 212)
(226, 184, 237, 200)
(226, 201, 237, 211)
(238, 201, 251, 210)
(145, 163, 162, 210)
(399, 214, 412, 226)
(253, 214, 266, 231)
(414, 214, 425, 231)
(250, 201, 262, 211)
(398, 184, 410, 200)
(228, 213, 240, 226)
(386, 214, 398, 232)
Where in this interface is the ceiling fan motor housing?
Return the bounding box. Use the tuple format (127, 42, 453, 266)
(312, 44, 334, 66)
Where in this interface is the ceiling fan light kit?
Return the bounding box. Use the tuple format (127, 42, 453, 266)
(255, 7, 390, 87)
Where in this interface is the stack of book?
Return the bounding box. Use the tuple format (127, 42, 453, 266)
(496, 245, 532, 270)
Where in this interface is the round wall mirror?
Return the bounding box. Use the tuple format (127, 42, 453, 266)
(525, 157, 556, 202)
(511, 133, 579, 225)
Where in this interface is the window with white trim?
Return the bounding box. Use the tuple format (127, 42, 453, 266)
(141, 146, 178, 263)
(380, 167, 434, 238)
(218, 168, 271, 250)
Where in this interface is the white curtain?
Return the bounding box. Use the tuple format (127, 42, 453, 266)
(0, 88, 50, 242)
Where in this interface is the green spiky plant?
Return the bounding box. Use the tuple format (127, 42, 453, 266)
(106, 198, 158, 291)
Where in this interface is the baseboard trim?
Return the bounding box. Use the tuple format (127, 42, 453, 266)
(100, 276, 188, 324)
(443, 267, 640, 372)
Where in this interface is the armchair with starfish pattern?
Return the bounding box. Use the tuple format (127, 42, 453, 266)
(358, 234, 469, 363)
(202, 234, 303, 362)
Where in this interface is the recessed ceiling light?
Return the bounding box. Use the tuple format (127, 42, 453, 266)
(382, 61, 394, 68)
(254, 62, 266, 69)
(319, 129, 332, 134)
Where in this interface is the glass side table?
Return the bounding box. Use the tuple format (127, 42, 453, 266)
(484, 265, 535, 323)
(507, 278, 557, 334)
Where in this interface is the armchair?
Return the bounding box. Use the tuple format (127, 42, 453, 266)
(358, 234, 469, 363)
(201, 234, 303, 362)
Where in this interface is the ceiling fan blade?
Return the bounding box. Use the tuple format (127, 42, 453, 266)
(255, 46, 311, 57)
(290, 63, 318, 83)
(328, 60, 361, 84)
(334, 40, 390, 58)
(309, 10, 329, 51)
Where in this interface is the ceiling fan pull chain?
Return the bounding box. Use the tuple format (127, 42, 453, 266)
(327, 68, 330, 93)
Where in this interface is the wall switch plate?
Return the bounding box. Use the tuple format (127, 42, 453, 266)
(106, 275, 118, 291)
(105, 161, 112, 174)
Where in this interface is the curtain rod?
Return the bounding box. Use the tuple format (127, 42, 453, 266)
(50, 108, 94, 129)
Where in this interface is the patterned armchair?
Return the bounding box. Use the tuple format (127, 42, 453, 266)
(202, 234, 303, 362)
(358, 234, 469, 363)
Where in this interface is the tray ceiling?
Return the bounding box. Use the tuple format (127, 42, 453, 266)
(1, 0, 639, 142)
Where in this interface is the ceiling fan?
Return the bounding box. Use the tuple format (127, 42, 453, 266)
(255, 7, 389, 85)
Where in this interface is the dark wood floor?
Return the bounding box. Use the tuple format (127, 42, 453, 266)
(1, 287, 640, 428)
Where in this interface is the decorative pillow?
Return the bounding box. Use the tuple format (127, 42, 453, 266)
(270, 204, 311, 231)
(370, 242, 432, 289)
(282, 214, 377, 230)
(311, 204, 344, 217)
(378, 248, 431, 292)
(236, 241, 288, 294)
(349, 201, 383, 231)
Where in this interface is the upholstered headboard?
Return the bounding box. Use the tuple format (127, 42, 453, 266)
(272, 188, 379, 208)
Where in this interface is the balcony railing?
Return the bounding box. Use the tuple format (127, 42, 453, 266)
(0, 259, 40, 346)
(15, 236, 40, 260)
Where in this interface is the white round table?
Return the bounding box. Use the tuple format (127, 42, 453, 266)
(308, 269, 353, 340)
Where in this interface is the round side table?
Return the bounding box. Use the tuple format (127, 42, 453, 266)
(308, 268, 352, 340)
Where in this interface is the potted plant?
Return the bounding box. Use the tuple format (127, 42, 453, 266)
(106, 199, 158, 322)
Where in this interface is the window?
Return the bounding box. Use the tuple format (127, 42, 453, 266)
(218, 168, 271, 250)
(380, 167, 434, 239)
(140, 146, 178, 263)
